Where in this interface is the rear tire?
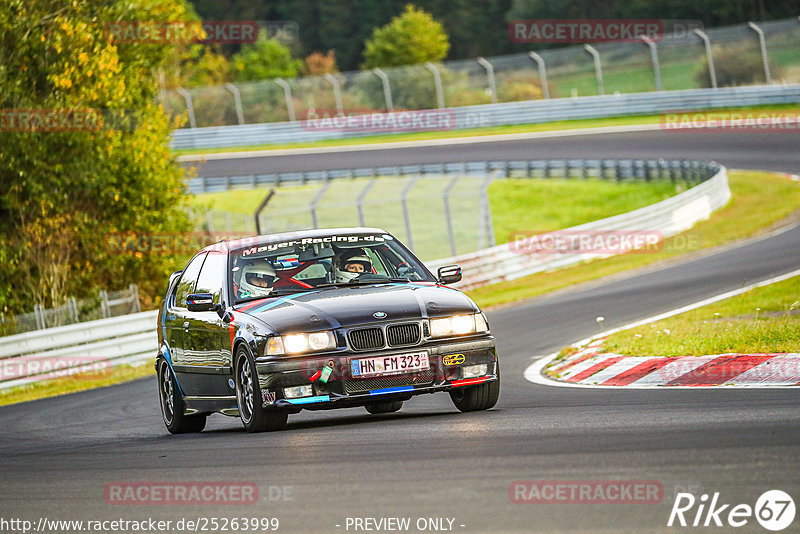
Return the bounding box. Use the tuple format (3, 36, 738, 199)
(450, 362, 500, 412)
(235, 346, 288, 432)
(158, 359, 206, 434)
(365, 400, 403, 414)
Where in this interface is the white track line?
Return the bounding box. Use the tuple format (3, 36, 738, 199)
(177, 123, 664, 162)
(524, 267, 800, 389)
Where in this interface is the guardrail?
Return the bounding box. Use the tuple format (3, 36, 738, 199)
(0, 160, 727, 388)
(171, 84, 800, 150)
(0, 311, 158, 391)
(428, 162, 730, 289)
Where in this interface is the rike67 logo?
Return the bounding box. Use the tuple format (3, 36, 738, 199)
(668, 490, 795, 531)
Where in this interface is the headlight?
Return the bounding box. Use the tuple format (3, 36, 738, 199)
(429, 312, 489, 338)
(266, 331, 336, 356)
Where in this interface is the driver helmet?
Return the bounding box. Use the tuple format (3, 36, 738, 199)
(334, 249, 372, 283)
(239, 261, 276, 297)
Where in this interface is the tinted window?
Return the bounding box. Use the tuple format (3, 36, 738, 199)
(175, 253, 207, 308)
(194, 252, 227, 305)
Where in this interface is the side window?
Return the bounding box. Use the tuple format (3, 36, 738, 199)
(175, 253, 207, 308)
(194, 252, 227, 305)
(366, 247, 388, 275)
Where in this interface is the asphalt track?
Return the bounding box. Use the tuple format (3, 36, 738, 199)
(2, 130, 800, 533)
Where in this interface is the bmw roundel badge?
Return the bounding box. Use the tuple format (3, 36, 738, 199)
(373, 311, 387, 319)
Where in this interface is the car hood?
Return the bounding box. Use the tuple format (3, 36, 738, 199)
(237, 283, 478, 333)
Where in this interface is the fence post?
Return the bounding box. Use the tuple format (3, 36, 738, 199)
(310, 177, 331, 229)
(176, 88, 197, 128)
(479, 171, 497, 249)
(582, 45, 605, 96)
(372, 68, 394, 112)
(401, 176, 419, 251)
(68, 297, 79, 322)
(224, 83, 245, 125)
(527, 52, 550, 99)
(640, 35, 662, 91)
(131, 283, 141, 313)
(99, 290, 110, 319)
(443, 175, 460, 256)
(747, 22, 772, 84)
(356, 180, 376, 227)
(425, 62, 446, 109)
(693, 29, 717, 89)
(323, 73, 344, 115)
(34, 303, 45, 330)
(254, 189, 276, 235)
(275, 78, 296, 122)
(476, 57, 498, 104)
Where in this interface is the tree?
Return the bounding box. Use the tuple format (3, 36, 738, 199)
(0, 0, 195, 314)
(362, 4, 449, 69)
(232, 31, 302, 81)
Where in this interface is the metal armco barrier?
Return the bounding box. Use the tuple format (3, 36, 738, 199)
(0, 310, 158, 391)
(427, 163, 730, 290)
(170, 85, 800, 150)
(0, 160, 728, 386)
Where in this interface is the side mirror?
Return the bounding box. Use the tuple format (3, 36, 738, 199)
(437, 264, 462, 285)
(187, 293, 217, 312)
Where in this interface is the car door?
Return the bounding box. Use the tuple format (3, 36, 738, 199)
(183, 251, 230, 396)
(171, 252, 207, 396)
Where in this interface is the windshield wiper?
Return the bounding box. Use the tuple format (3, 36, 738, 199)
(316, 277, 411, 288)
(235, 287, 311, 303)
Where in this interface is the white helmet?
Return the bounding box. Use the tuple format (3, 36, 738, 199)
(240, 262, 276, 297)
(334, 250, 372, 283)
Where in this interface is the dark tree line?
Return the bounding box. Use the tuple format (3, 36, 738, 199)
(189, 0, 800, 71)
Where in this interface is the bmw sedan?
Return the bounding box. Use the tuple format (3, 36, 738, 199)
(156, 227, 499, 433)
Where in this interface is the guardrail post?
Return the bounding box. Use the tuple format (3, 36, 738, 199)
(477, 57, 498, 104)
(68, 297, 79, 322)
(224, 83, 245, 125)
(693, 29, 717, 89)
(176, 88, 197, 128)
(583, 45, 605, 96)
(640, 36, 662, 91)
(356, 180, 376, 227)
(372, 68, 394, 112)
(747, 22, 772, 84)
(401, 176, 419, 251)
(527, 52, 550, 99)
(425, 62, 445, 108)
(323, 73, 344, 115)
(443, 175, 460, 256)
(275, 78, 296, 122)
(309, 177, 331, 229)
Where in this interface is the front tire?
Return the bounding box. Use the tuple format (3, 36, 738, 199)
(158, 359, 206, 434)
(365, 400, 403, 414)
(450, 363, 500, 412)
(235, 346, 288, 432)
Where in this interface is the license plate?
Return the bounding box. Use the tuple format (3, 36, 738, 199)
(351, 352, 429, 378)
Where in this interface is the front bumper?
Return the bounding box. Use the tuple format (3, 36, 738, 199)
(255, 336, 497, 411)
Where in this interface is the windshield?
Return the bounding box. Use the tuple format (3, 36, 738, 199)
(230, 232, 435, 302)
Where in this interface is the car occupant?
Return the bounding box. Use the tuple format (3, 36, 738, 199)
(238, 262, 276, 298)
(333, 249, 373, 283)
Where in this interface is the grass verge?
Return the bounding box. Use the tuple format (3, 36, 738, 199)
(174, 104, 799, 156)
(602, 274, 800, 356)
(0, 364, 154, 407)
(467, 171, 800, 308)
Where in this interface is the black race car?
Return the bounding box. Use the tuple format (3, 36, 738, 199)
(156, 227, 499, 433)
